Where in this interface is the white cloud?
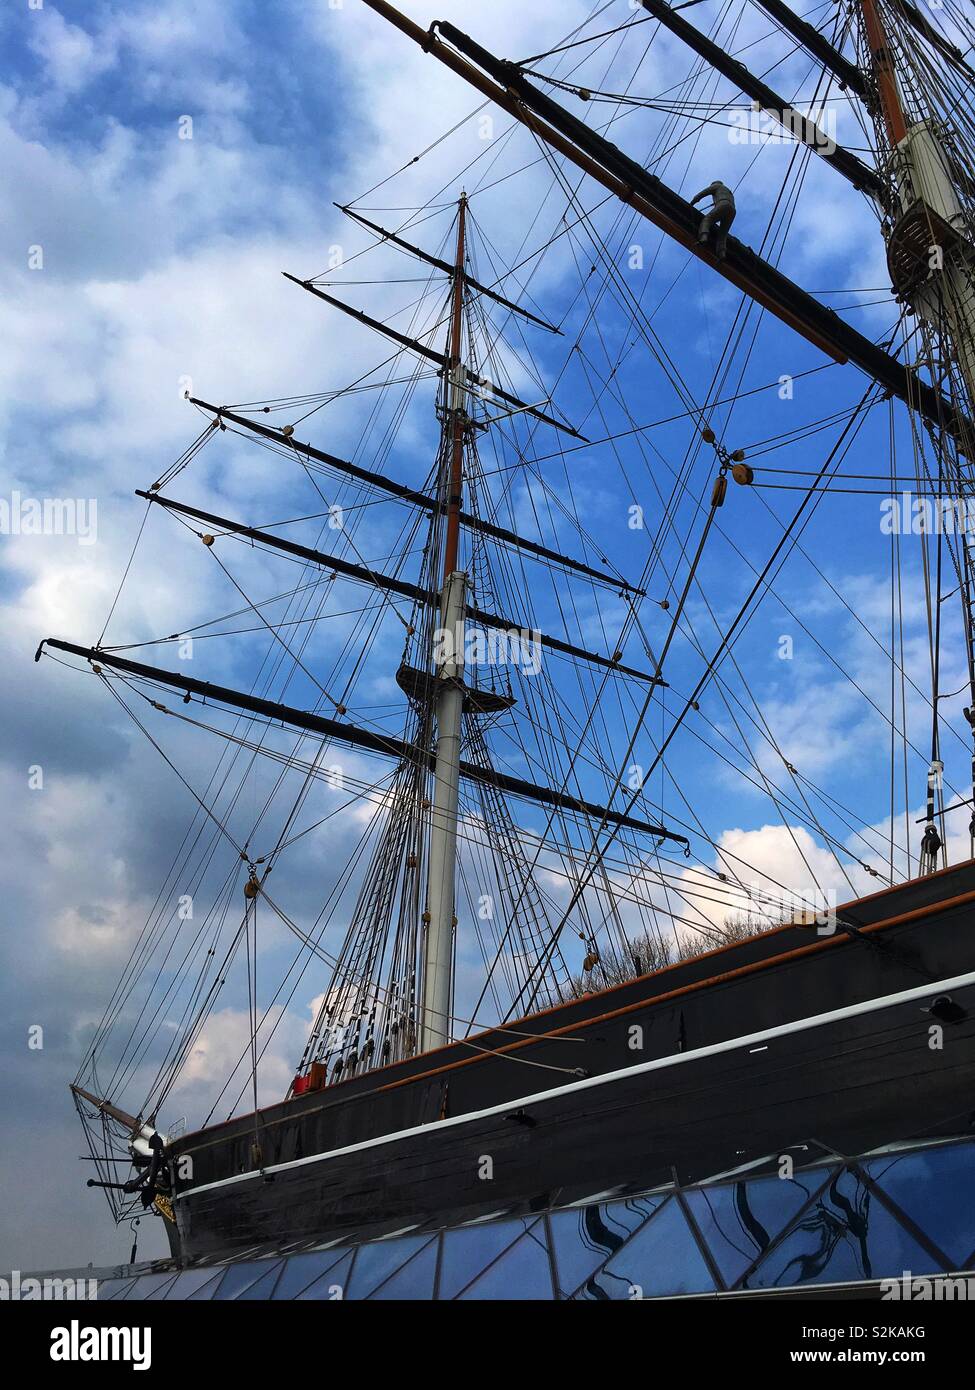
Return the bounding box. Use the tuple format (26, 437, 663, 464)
(28, 8, 118, 96)
(172, 1004, 302, 1108)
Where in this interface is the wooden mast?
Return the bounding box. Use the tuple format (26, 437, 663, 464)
(441, 193, 468, 580)
(857, 0, 975, 872)
(860, 0, 908, 146)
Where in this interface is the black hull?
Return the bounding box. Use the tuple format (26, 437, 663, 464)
(169, 860, 975, 1261)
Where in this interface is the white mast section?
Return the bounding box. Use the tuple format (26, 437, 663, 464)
(420, 194, 469, 1052)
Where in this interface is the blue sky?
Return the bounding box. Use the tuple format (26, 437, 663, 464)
(2, 0, 970, 1271)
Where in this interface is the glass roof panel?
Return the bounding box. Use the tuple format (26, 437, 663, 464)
(273, 1250, 351, 1301)
(118, 1271, 179, 1300)
(744, 1169, 943, 1290)
(296, 1251, 354, 1300)
(162, 1268, 224, 1299)
(236, 1262, 285, 1299)
(456, 1228, 554, 1300)
(439, 1217, 537, 1301)
(864, 1142, 975, 1267)
(211, 1259, 279, 1300)
(95, 1278, 137, 1300)
(188, 1268, 226, 1299)
(144, 1273, 182, 1299)
(596, 1193, 666, 1242)
(576, 1197, 715, 1299)
(549, 1196, 667, 1297)
(369, 1239, 439, 1300)
(344, 1235, 431, 1300)
(685, 1168, 830, 1287)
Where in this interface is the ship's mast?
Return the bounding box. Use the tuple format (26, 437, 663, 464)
(857, 0, 975, 871)
(861, 0, 975, 409)
(420, 193, 469, 1051)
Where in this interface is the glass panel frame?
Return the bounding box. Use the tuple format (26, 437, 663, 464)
(368, 1237, 440, 1301)
(272, 1250, 353, 1301)
(119, 1271, 180, 1300)
(210, 1258, 279, 1301)
(741, 1167, 944, 1292)
(344, 1235, 432, 1300)
(162, 1268, 225, 1300)
(572, 1195, 716, 1300)
(438, 1217, 540, 1301)
(455, 1226, 555, 1301)
(862, 1141, 975, 1269)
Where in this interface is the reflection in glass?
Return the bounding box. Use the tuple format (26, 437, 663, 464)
(865, 1142, 975, 1267)
(686, 1169, 829, 1288)
(549, 1196, 665, 1297)
(589, 1195, 712, 1301)
(73, 1139, 972, 1299)
(745, 1169, 942, 1289)
(595, 1194, 664, 1242)
(576, 1197, 715, 1299)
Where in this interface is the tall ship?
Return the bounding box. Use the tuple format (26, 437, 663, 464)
(41, 1, 975, 1296)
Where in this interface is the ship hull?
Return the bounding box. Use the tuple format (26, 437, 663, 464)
(169, 860, 975, 1262)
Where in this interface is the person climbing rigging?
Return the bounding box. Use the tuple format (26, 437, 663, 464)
(690, 180, 736, 259)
